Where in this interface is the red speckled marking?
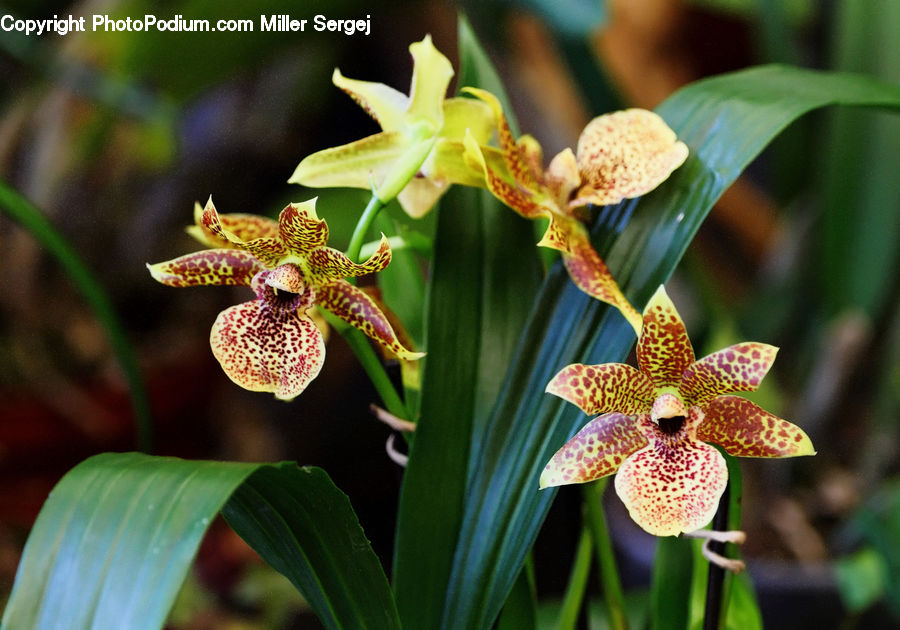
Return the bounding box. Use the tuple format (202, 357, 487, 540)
(681, 342, 778, 405)
(200, 200, 286, 267)
(279, 202, 329, 254)
(540, 412, 648, 488)
(637, 286, 695, 388)
(147, 249, 264, 287)
(697, 395, 815, 458)
(562, 227, 642, 329)
(210, 300, 325, 401)
(317, 279, 423, 361)
(614, 411, 727, 536)
(572, 109, 688, 207)
(306, 237, 391, 283)
(546, 362, 654, 416)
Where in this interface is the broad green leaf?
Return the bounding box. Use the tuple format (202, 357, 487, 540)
(440, 65, 900, 629)
(222, 465, 400, 630)
(0, 181, 152, 451)
(391, 17, 542, 628)
(2, 453, 398, 630)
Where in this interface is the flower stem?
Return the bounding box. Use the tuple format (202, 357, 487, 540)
(555, 525, 593, 630)
(703, 453, 743, 630)
(584, 479, 628, 630)
(346, 193, 386, 263)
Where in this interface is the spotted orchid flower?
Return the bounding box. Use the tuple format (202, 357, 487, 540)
(289, 35, 494, 218)
(148, 198, 423, 400)
(540, 286, 815, 536)
(463, 89, 688, 334)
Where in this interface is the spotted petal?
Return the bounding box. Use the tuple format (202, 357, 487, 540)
(332, 68, 407, 131)
(307, 236, 392, 284)
(681, 343, 778, 406)
(571, 109, 689, 208)
(210, 300, 326, 401)
(186, 200, 280, 249)
(546, 363, 654, 416)
(697, 396, 816, 458)
(278, 200, 329, 255)
(614, 411, 727, 536)
(147, 249, 265, 287)
(637, 285, 695, 389)
(562, 226, 643, 332)
(317, 279, 424, 361)
(201, 199, 285, 267)
(540, 412, 648, 488)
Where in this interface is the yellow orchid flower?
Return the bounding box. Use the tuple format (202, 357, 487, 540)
(289, 35, 493, 218)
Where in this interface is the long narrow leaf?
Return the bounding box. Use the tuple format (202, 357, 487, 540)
(2, 453, 398, 630)
(391, 17, 542, 627)
(442, 65, 900, 629)
(0, 181, 153, 451)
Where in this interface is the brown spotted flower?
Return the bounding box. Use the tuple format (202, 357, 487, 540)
(148, 198, 423, 400)
(540, 286, 815, 536)
(463, 89, 688, 333)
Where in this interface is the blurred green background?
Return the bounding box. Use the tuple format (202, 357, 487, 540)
(0, 0, 897, 628)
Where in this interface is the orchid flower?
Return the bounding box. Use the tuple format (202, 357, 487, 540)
(289, 35, 494, 218)
(463, 89, 688, 333)
(540, 286, 815, 536)
(148, 198, 423, 400)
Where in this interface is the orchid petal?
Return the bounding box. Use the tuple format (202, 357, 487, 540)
(307, 236, 391, 283)
(200, 199, 285, 267)
(424, 139, 487, 188)
(288, 131, 412, 191)
(697, 396, 816, 458)
(406, 35, 454, 128)
(147, 249, 264, 287)
(317, 279, 424, 361)
(463, 87, 538, 190)
(561, 225, 643, 332)
(397, 177, 449, 219)
(463, 131, 548, 222)
(546, 363, 655, 416)
(571, 109, 689, 207)
(545, 148, 581, 206)
(187, 201, 280, 249)
(681, 343, 779, 406)
(540, 413, 648, 488)
(615, 412, 727, 536)
(440, 97, 495, 144)
(210, 300, 325, 401)
(278, 200, 329, 255)
(332, 68, 407, 131)
(637, 285, 696, 389)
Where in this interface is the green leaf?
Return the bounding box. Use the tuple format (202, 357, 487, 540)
(390, 17, 542, 628)
(0, 180, 152, 451)
(223, 465, 400, 630)
(2, 453, 398, 630)
(652, 537, 693, 630)
(440, 65, 900, 629)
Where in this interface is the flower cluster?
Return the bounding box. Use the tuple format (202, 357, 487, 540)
(540, 286, 815, 536)
(148, 198, 422, 400)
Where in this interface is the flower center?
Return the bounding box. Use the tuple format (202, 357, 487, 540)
(657, 415, 686, 435)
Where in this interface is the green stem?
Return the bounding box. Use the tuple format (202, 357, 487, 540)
(321, 311, 408, 420)
(0, 180, 153, 452)
(555, 525, 593, 630)
(346, 194, 386, 264)
(703, 452, 743, 630)
(584, 479, 628, 630)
